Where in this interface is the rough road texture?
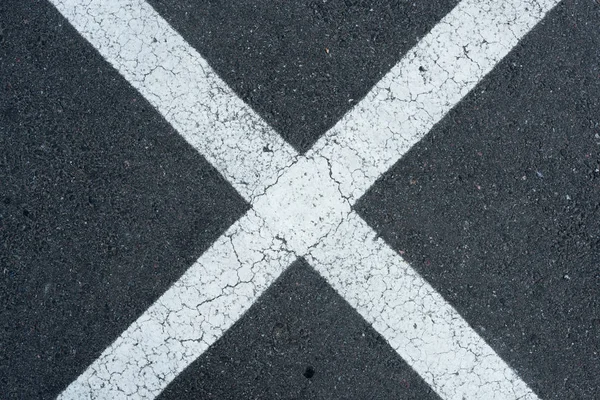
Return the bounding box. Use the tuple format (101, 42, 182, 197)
(158, 260, 440, 400)
(0, 1, 247, 398)
(357, 1, 600, 398)
(3, 0, 587, 399)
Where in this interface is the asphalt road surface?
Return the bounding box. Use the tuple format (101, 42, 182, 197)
(1, 0, 599, 399)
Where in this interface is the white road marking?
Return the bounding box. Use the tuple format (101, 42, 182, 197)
(58, 211, 295, 399)
(51, 0, 295, 203)
(310, 0, 560, 202)
(309, 213, 537, 400)
(51, 0, 559, 398)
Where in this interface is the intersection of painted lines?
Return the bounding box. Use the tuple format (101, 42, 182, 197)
(51, 0, 560, 398)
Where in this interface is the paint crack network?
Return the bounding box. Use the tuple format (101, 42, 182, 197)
(49, 0, 561, 399)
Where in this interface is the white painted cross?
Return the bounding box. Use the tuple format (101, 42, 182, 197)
(51, 0, 560, 398)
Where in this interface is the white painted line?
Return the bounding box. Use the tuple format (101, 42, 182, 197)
(50, 0, 296, 203)
(250, 155, 540, 399)
(309, 0, 559, 203)
(58, 210, 295, 399)
(52, 0, 559, 398)
(308, 212, 538, 400)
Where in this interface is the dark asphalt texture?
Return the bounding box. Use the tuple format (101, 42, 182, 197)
(357, 1, 600, 398)
(1, 0, 599, 399)
(147, 0, 459, 153)
(0, 1, 247, 398)
(158, 260, 440, 400)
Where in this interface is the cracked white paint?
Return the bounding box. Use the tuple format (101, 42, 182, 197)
(51, 0, 560, 399)
(51, 0, 295, 203)
(59, 210, 295, 399)
(308, 0, 559, 203)
(308, 212, 537, 399)
(252, 155, 351, 256)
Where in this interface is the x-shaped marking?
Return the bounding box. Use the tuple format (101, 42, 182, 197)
(52, 0, 560, 398)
